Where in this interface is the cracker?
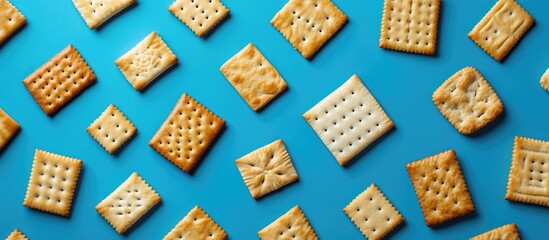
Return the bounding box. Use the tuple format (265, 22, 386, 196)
(96, 172, 161, 234)
(271, 0, 347, 59)
(149, 93, 225, 173)
(163, 206, 227, 240)
(0, 0, 25, 45)
(168, 0, 229, 37)
(71, 0, 135, 29)
(115, 32, 178, 91)
(220, 43, 288, 111)
(406, 150, 476, 227)
(469, 223, 520, 240)
(258, 206, 318, 240)
(5, 229, 28, 240)
(235, 139, 298, 199)
(87, 104, 137, 154)
(23, 45, 96, 116)
(468, 0, 534, 61)
(303, 74, 393, 166)
(379, 0, 440, 55)
(0, 108, 20, 151)
(23, 149, 83, 217)
(540, 68, 549, 92)
(433, 67, 503, 135)
(505, 136, 549, 207)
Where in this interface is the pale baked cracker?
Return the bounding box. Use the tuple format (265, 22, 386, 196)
(406, 150, 476, 227)
(5, 228, 28, 240)
(303, 74, 394, 166)
(271, 0, 347, 59)
(149, 93, 225, 173)
(343, 183, 404, 240)
(0, 108, 20, 151)
(470, 223, 520, 240)
(72, 0, 135, 29)
(379, 0, 440, 55)
(115, 32, 178, 91)
(235, 139, 298, 199)
(468, 0, 534, 61)
(0, 0, 25, 45)
(258, 206, 318, 240)
(433, 67, 503, 135)
(540, 68, 549, 91)
(220, 43, 287, 111)
(168, 0, 229, 37)
(96, 172, 161, 234)
(87, 104, 137, 154)
(23, 149, 83, 217)
(505, 136, 549, 207)
(23, 45, 96, 116)
(163, 206, 227, 240)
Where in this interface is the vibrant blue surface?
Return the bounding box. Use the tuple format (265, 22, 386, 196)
(1, 0, 548, 239)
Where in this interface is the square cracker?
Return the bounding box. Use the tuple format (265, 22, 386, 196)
(23, 45, 96, 116)
(115, 32, 178, 91)
(379, 0, 440, 55)
(168, 0, 229, 37)
(220, 43, 287, 111)
(469, 223, 520, 240)
(87, 104, 137, 154)
(258, 206, 318, 240)
(149, 93, 225, 173)
(0, 108, 20, 151)
(271, 0, 347, 59)
(505, 136, 549, 207)
(468, 0, 534, 61)
(72, 0, 135, 29)
(0, 0, 25, 45)
(406, 150, 476, 227)
(343, 183, 404, 240)
(540, 68, 549, 92)
(96, 172, 161, 234)
(303, 74, 394, 166)
(23, 149, 83, 217)
(235, 139, 298, 199)
(432, 67, 503, 135)
(163, 206, 227, 240)
(5, 228, 29, 240)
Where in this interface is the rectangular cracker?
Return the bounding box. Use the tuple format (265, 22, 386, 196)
(220, 43, 287, 111)
(168, 0, 229, 37)
(0, 0, 26, 44)
(149, 93, 225, 173)
(163, 206, 227, 240)
(505, 136, 549, 207)
(87, 104, 137, 154)
(23, 149, 83, 217)
(235, 139, 298, 199)
(258, 206, 318, 240)
(343, 183, 404, 240)
(303, 74, 394, 166)
(96, 172, 161, 234)
(406, 150, 476, 227)
(271, 0, 347, 59)
(72, 0, 135, 29)
(540, 68, 549, 91)
(23, 45, 96, 116)
(0, 108, 20, 151)
(469, 223, 520, 240)
(115, 32, 178, 91)
(468, 0, 534, 61)
(379, 0, 440, 55)
(6, 228, 29, 240)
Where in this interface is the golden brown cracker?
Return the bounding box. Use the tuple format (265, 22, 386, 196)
(72, 0, 135, 29)
(0, 108, 20, 151)
(163, 206, 227, 240)
(470, 223, 520, 240)
(87, 104, 137, 154)
(0, 0, 26, 45)
(168, 0, 229, 37)
(258, 206, 318, 240)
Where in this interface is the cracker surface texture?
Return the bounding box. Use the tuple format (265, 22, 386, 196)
(87, 104, 137, 154)
(6, 228, 29, 240)
(72, 0, 135, 29)
(163, 206, 227, 240)
(540, 68, 549, 91)
(258, 206, 318, 240)
(168, 0, 229, 37)
(469, 223, 520, 240)
(0, 0, 25, 44)
(0, 108, 20, 151)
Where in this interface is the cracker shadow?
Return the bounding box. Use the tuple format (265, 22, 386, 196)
(255, 87, 289, 113)
(0, 21, 26, 49)
(498, 21, 536, 63)
(201, 13, 231, 40)
(95, 2, 138, 32)
(342, 127, 396, 169)
(112, 131, 139, 158)
(139, 61, 180, 93)
(305, 20, 348, 60)
(187, 125, 227, 175)
(431, 211, 478, 229)
(122, 201, 163, 236)
(383, 219, 407, 239)
(0, 128, 21, 156)
(467, 108, 506, 138)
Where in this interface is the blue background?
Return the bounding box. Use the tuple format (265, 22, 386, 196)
(1, 0, 548, 239)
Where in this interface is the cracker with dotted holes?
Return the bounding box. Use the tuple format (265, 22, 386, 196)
(71, 0, 135, 29)
(271, 0, 347, 59)
(96, 172, 161, 234)
(235, 139, 298, 199)
(470, 223, 520, 240)
(6, 228, 29, 240)
(23, 149, 83, 217)
(0, 0, 25, 45)
(468, 0, 534, 61)
(23, 45, 96, 116)
(87, 104, 137, 154)
(220, 43, 288, 111)
(379, 0, 440, 55)
(406, 150, 476, 227)
(505, 136, 549, 207)
(115, 32, 178, 91)
(149, 93, 225, 173)
(0, 108, 20, 151)
(343, 183, 404, 240)
(163, 206, 227, 240)
(540, 68, 549, 92)
(432, 67, 503, 135)
(303, 74, 393, 166)
(168, 0, 229, 37)
(258, 206, 318, 240)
